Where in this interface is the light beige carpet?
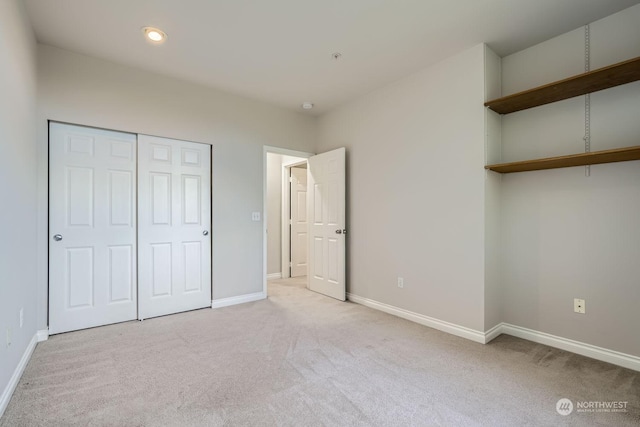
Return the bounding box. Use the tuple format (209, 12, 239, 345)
(2, 278, 638, 426)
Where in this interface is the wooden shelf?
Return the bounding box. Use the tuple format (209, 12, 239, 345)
(485, 56, 640, 114)
(485, 146, 640, 174)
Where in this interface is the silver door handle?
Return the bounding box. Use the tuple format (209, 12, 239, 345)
(336, 229, 346, 234)
(203, 230, 209, 236)
(53, 234, 63, 241)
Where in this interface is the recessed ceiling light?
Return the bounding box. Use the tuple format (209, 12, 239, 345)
(301, 102, 314, 110)
(142, 27, 167, 44)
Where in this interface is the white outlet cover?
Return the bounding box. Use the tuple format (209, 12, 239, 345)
(574, 298, 586, 314)
(252, 212, 261, 221)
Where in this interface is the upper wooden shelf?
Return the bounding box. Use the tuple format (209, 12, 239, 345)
(485, 146, 640, 174)
(485, 56, 640, 114)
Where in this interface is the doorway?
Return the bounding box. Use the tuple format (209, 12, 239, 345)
(263, 146, 347, 302)
(265, 149, 310, 292)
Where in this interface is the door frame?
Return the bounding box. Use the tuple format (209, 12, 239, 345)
(281, 160, 308, 280)
(263, 146, 313, 296)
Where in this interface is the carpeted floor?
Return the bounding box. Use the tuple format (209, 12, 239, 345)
(2, 278, 638, 426)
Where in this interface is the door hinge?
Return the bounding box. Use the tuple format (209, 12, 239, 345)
(289, 262, 292, 267)
(289, 219, 292, 225)
(289, 177, 293, 183)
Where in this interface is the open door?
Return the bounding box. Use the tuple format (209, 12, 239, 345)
(307, 147, 346, 301)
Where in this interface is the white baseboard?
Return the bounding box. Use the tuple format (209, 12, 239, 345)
(0, 333, 38, 418)
(36, 329, 49, 342)
(267, 273, 282, 280)
(347, 293, 487, 344)
(346, 293, 640, 371)
(483, 322, 503, 343)
(211, 291, 266, 309)
(497, 323, 640, 372)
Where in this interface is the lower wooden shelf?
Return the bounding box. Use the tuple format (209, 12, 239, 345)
(485, 146, 640, 174)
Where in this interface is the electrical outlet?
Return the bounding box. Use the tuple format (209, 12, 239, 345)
(397, 277, 404, 288)
(19, 308, 23, 328)
(6, 328, 11, 348)
(252, 212, 261, 221)
(574, 298, 586, 314)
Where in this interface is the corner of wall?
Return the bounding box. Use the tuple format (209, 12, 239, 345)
(483, 44, 503, 332)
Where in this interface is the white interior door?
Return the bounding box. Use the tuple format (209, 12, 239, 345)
(290, 166, 308, 277)
(49, 122, 137, 334)
(307, 148, 346, 301)
(138, 135, 211, 319)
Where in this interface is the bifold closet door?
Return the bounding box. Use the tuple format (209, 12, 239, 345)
(49, 122, 137, 334)
(138, 135, 212, 319)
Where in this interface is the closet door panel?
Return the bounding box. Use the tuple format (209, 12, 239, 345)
(138, 135, 211, 319)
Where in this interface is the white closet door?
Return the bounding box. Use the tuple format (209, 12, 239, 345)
(290, 166, 308, 278)
(138, 135, 211, 319)
(49, 122, 137, 334)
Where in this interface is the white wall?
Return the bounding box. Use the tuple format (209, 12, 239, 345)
(36, 45, 317, 329)
(500, 5, 640, 356)
(318, 44, 488, 331)
(0, 0, 38, 413)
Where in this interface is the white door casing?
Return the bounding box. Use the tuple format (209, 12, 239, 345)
(138, 135, 212, 319)
(49, 122, 137, 334)
(307, 148, 346, 301)
(290, 166, 307, 277)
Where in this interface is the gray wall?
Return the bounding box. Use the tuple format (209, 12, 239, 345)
(318, 44, 488, 332)
(0, 0, 38, 410)
(35, 45, 317, 329)
(500, 4, 640, 356)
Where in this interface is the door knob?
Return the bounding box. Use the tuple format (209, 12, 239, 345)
(335, 229, 343, 234)
(53, 234, 63, 241)
(203, 230, 209, 236)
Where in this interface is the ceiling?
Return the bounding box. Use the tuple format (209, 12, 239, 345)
(24, 0, 639, 115)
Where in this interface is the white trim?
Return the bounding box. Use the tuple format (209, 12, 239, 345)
(0, 333, 38, 418)
(281, 163, 290, 280)
(483, 323, 503, 343)
(267, 273, 282, 280)
(347, 293, 487, 344)
(36, 329, 49, 342)
(498, 323, 640, 372)
(346, 294, 640, 371)
(211, 291, 266, 309)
